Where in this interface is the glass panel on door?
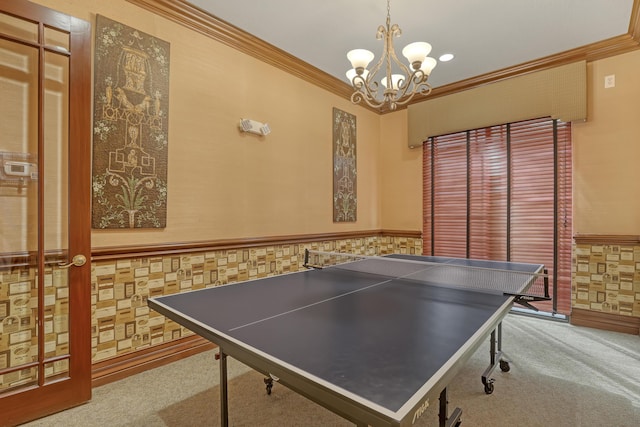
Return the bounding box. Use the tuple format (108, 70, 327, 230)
(43, 47, 70, 384)
(0, 33, 40, 392)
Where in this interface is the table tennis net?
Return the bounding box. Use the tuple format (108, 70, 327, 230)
(304, 250, 550, 305)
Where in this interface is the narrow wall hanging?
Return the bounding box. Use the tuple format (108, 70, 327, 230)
(333, 108, 357, 222)
(92, 15, 170, 228)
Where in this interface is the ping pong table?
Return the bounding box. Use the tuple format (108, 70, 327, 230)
(148, 250, 547, 427)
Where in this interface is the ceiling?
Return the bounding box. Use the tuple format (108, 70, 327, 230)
(184, 0, 635, 92)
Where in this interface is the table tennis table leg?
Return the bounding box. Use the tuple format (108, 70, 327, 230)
(438, 388, 462, 427)
(218, 351, 229, 427)
(481, 322, 511, 394)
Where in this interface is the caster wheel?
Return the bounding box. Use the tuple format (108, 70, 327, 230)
(484, 381, 494, 394)
(264, 378, 273, 395)
(499, 360, 511, 372)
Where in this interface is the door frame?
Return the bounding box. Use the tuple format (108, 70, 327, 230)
(0, 0, 92, 424)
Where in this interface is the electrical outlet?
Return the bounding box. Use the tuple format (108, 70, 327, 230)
(604, 74, 615, 88)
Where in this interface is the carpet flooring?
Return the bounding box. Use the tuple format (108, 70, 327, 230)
(21, 314, 640, 426)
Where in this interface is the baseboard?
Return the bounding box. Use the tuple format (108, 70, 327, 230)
(570, 308, 640, 335)
(92, 335, 216, 387)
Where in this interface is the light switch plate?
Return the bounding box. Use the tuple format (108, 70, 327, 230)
(604, 74, 615, 88)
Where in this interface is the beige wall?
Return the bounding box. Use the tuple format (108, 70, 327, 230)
(33, 0, 382, 248)
(573, 50, 640, 235)
(29, 0, 640, 244)
(379, 110, 423, 231)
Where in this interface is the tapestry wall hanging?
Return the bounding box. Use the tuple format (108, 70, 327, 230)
(333, 108, 357, 222)
(92, 15, 170, 229)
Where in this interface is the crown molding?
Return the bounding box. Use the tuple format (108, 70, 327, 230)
(127, 0, 640, 114)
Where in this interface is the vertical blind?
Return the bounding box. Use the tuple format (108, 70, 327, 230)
(422, 117, 572, 315)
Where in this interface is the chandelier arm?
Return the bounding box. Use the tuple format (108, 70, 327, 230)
(391, 69, 425, 102)
(392, 81, 433, 108)
(351, 75, 385, 109)
(418, 83, 433, 96)
(356, 75, 380, 99)
(389, 50, 412, 86)
(366, 27, 388, 89)
(351, 90, 385, 110)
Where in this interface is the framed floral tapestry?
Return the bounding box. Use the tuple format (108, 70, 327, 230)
(92, 15, 170, 229)
(333, 108, 357, 222)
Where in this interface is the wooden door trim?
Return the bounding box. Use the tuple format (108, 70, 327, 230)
(67, 6, 92, 402)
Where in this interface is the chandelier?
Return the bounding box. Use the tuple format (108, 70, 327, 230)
(346, 0, 437, 111)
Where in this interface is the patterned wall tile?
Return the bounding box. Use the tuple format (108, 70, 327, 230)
(6, 236, 640, 384)
(572, 243, 640, 317)
(1, 235, 423, 374)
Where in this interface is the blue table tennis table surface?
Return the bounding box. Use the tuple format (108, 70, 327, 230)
(148, 254, 544, 427)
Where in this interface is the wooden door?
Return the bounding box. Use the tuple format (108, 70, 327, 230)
(0, 0, 92, 425)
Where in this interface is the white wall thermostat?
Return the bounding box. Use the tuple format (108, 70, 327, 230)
(4, 161, 36, 178)
(0, 152, 38, 185)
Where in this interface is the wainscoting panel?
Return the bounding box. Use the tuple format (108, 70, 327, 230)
(572, 235, 640, 334)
